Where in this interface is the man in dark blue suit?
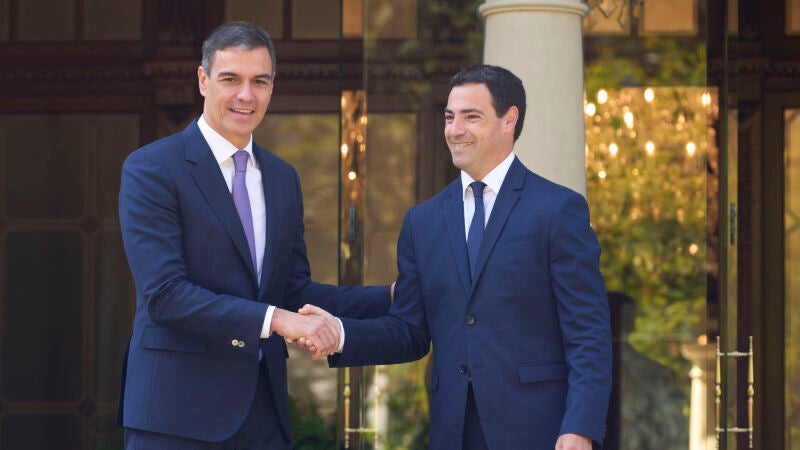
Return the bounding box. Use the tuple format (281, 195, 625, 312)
(300, 65, 612, 450)
(117, 21, 391, 449)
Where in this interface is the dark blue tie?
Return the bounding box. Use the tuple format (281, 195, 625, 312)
(467, 181, 486, 280)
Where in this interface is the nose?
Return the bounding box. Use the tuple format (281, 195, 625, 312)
(236, 82, 254, 102)
(447, 117, 465, 137)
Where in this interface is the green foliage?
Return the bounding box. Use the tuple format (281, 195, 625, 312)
(92, 419, 124, 450)
(381, 359, 431, 450)
(585, 84, 709, 375)
(585, 38, 706, 100)
(290, 396, 337, 450)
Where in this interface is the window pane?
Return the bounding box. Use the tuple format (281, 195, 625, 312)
(226, 0, 284, 39)
(17, 0, 75, 41)
(292, 0, 340, 39)
(1, 414, 82, 450)
(0, 0, 9, 41)
(93, 115, 139, 220)
(2, 231, 84, 402)
(254, 114, 340, 285)
(93, 230, 134, 402)
(343, 0, 363, 38)
(640, 0, 697, 35)
(253, 114, 340, 437)
(84, 0, 142, 40)
(785, 108, 800, 449)
(366, 0, 417, 39)
(364, 113, 417, 285)
(1, 115, 86, 220)
(789, 0, 800, 35)
(585, 84, 710, 447)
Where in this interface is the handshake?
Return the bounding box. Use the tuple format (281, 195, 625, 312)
(270, 304, 339, 360)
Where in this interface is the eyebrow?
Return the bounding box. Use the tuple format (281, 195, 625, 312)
(216, 71, 273, 81)
(444, 107, 484, 115)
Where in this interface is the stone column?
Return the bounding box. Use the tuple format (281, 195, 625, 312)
(479, 0, 588, 195)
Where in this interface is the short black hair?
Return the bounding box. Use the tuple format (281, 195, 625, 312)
(201, 21, 276, 76)
(450, 64, 526, 141)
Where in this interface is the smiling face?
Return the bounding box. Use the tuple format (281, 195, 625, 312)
(198, 46, 274, 149)
(444, 82, 518, 181)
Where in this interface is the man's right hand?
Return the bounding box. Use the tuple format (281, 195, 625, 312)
(270, 307, 339, 360)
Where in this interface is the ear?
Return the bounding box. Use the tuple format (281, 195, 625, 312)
(197, 66, 208, 97)
(504, 106, 519, 134)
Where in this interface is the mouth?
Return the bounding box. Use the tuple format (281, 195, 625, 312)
(451, 141, 474, 149)
(230, 107, 255, 115)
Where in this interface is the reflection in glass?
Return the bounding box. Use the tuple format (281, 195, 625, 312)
(364, 113, 423, 450)
(93, 230, 134, 402)
(585, 86, 713, 449)
(255, 114, 340, 285)
(2, 231, 84, 402)
(1, 115, 87, 220)
(789, 0, 800, 35)
(0, 0, 9, 41)
(226, 0, 284, 39)
(17, 0, 75, 41)
(292, 0, 340, 39)
(83, 0, 142, 40)
(1, 414, 82, 450)
(253, 114, 341, 445)
(784, 109, 800, 449)
(640, 0, 697, 35)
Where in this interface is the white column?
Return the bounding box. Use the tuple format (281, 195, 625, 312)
(479, 0, 588, 195)
(682, 342, 715, 450)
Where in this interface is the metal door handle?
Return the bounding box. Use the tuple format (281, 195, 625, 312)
(342, 367, 380, 449)
(715, 336, 754, 448)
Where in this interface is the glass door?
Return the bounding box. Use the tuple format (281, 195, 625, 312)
(582, 0, 735, 448)
(338, 0, 483, 448)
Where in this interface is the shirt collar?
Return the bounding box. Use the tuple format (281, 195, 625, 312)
(460, 151, 516, 198)
(198, 114, 255, 167)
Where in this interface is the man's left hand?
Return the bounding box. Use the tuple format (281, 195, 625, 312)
(555, 433, 592, 450)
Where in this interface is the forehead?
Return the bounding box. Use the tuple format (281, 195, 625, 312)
(209, 46, 273, 74)
(446, 83, 493, 111)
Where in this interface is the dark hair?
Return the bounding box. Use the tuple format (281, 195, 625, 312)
(450, 64, 526, 141)
(201, 21, 276, 76)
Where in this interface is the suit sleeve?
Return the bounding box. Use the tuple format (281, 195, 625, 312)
(119, 150, 267, 350)
(329, 208, 431, 367)
(549, 192, 612, 445)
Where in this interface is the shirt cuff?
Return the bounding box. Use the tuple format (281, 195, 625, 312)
(336, 318, 345, 353)
(261, 305, 275, 339)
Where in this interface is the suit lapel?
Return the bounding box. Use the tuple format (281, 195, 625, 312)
(443, 180, 472, 298)
(183, 121, 258, 282)
(471, 157, 525, 291)
(254, 145, 279, 300)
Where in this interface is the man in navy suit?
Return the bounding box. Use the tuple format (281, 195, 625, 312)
(300, 65, 612, 450)
(117, 21, 390, 449)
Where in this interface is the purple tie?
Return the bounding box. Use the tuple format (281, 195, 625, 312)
(233, 150, 263, 360)
(232, 150, 258, 273)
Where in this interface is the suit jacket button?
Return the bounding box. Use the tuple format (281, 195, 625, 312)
(466, 315, 475, 325)
(238, 340, 245, 347)
(459, 365, 468, 374)
(231, 339, 239, 347)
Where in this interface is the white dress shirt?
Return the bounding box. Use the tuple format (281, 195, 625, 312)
(461, 151, 516, 238)
(197, 115, 275, 338)
(337, 151, 517, 353)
